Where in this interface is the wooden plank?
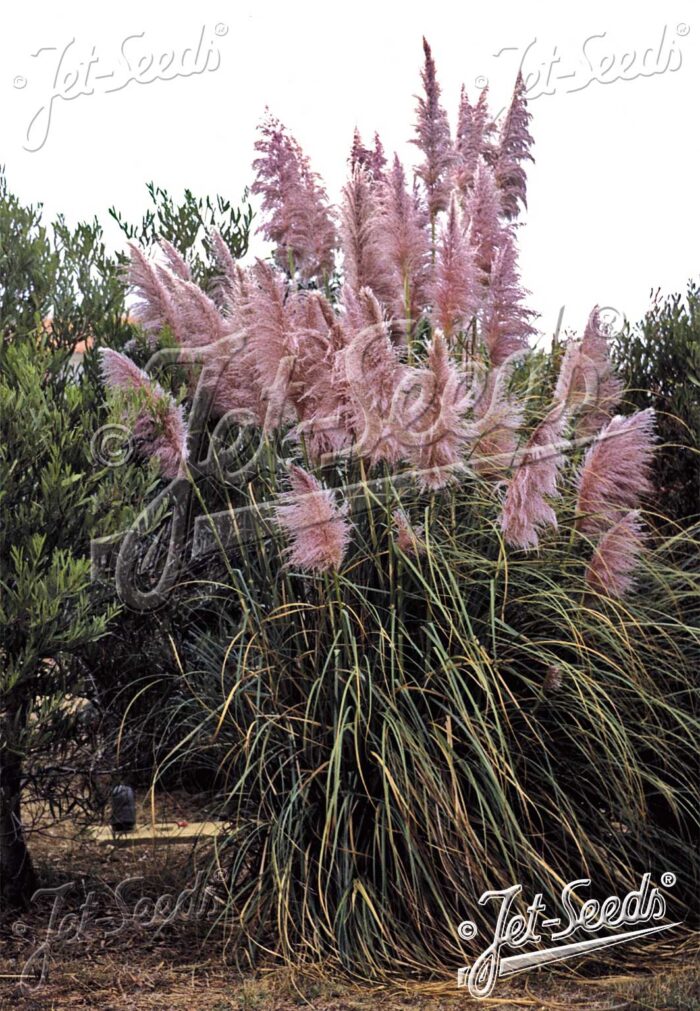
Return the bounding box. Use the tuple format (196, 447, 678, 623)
(84, 821, 226, 846)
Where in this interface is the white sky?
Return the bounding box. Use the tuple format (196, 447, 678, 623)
(2, 0, 698, 342)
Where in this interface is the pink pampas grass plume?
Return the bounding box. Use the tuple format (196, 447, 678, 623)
(431, 195, 477, 341)
(242, 260, 299, 414)
(454, 86, 496, 197)
(207, 229, 247, 314)
(195, 332, 262, 427)
(342, 288, 408, 467)
(350, 129, 387, 180)
(252, 113, 337, 281)
(99, 348, 188, 479)
(173, 263, 259, 426)
(468, 364, 524, 478)
(585, 509, 647, 598)
(374, 155, 431, 331)
(274, 465, 352, 573)
(499, 409, 569, 549)
(341, 283, 387, 336)
(411, 38, 454, 219)
(578, 307, 624, 436)
(127, 243, 186, 346)
(401, 332, 472, 489)
(494, 72, 534, 220)
(553, 309, 622, 434)
(466, 161, 503, 277)
(291, 294, 354, 462)
(282, 173, 338, 282)
(481, 229, 537, 365)
(575, 409, 656, 535)
(340, 166, 394, 302)
(99, 347, 157, 395)
(132, 400, 188, 479)
(553, 338, 589, 414)
(543, 665, 563, 692)
(155, 266, 230, 348)
(100, 347, 150, 392)
(392, 508, 425, 556)
(159, 239, 190, 280)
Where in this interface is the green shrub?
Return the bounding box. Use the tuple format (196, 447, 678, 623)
(613, 282, 700, 527)
(109, 180, 253, 291)
(0, 177, 154, 908)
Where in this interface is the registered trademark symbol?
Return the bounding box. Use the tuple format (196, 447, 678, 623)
(215, 23, 229, 37)
(457, 919, 478, 941)
(677, 23, 690, 37)
(661, 872, 676, 888)
(475, 75, 488, 89)
(13, 75, 27, 89)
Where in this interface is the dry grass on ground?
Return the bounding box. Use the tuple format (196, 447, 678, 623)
(1, 791, 697, 1011)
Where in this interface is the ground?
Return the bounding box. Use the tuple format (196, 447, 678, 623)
(1, 791, 697, 1010)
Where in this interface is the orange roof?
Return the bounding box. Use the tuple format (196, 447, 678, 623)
(41, 316, 139, 355)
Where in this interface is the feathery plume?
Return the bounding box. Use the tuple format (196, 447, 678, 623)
(454, 86, 495, 197)
(577, 307, 624, 436)
(99, 348, 188, 478)
(431, 195, 476, 341)
(207, 229, 246, 313)
(127, 243, 186, 346)
(240, 260, 299, 426)
(274, 465, 352, 573)
(553, 338, 589, 413)
(196, 331, 262, 426)
(159, 239, 190, 280)
(100, 347, 149, 391)
(291, 293, 354, 462)
(184, 259, 295, 429)
(401, 333, 472, 489)
(374, 155, 431, 330)
(181, 261, 262, 425)
(411, 38, 454, 219)
(155, 266, 230, 348)
(342, 288, 408, 466)
(340, 166, 394, 301)
(543, 665, 563, 692)
(350, 129, 387, 180)
(252, 113, 337, 281)
(466, 161, 503, 277)
(553, 310, 622, 433)
(481, 229, 537, 365)
(468, 364, 524, 477)
(575, 409, 656, 535)
(494, 72, 534, 220)
(585, 509, 647, 598)
(392, 508, 425, 556)
(500, 410, 568, 549)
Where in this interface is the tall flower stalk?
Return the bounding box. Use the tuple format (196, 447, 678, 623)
(411, 37, 454, 227)
(102, 40, 658, 602)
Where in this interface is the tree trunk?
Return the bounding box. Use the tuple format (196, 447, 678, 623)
(0, 741, 37, 909)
